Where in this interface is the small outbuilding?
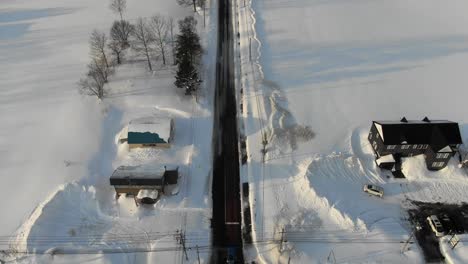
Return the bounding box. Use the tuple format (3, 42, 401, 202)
(125, 118, 174, 149)
(109, 165, 179, 198)
(375, 154, 395, 170)
(136, 189, 159, 205)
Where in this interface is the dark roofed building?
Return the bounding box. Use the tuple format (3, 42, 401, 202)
(369, 117, 462, 171)
(110, 165, 179, 197)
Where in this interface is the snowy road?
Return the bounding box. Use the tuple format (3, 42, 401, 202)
(211, 0, 244, 262)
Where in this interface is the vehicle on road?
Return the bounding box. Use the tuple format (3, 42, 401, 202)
(427, 215, 446, 237)
(363, 184, 384, 198)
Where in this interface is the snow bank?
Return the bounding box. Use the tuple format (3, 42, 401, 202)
(12, 183, 111, 253)
(441, 235, 468, 264)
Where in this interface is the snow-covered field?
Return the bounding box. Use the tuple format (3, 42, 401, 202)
(1, 0, 217, 263)
(236, 0, 468, 263)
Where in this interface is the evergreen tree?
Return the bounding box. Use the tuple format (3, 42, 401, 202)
(174, 16, 202, 95)
(175, 55, 200, 94)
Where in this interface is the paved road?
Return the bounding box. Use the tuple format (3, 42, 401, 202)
(211, 0, 244, 263)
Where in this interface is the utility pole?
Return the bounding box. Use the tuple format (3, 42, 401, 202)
(449, 233, 460, 249)
(180, 231, 189, 261)
(279, 227, 285, 252)
(203, 0, 206, 28)
(401, 231, 414, 253)
(196, 245, 201, 264)
(249, 37, 252, 62)
(261, 133, 268, 162)
(327, 250, 336, 264)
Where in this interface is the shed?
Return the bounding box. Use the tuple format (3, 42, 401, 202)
(127, 117, 174, 149)
(136, 189, 159, 205)
(376, 154, 395, 170)
(110, 165, 179, 197)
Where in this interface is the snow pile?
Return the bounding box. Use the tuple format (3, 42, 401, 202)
(12, 183, 112, 254)
(401, 156, 468, 203)
(441, 235, 468, 264)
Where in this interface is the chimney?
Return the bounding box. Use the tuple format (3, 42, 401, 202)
(400, 117, 408, 123)
(422, 116, 430, 122)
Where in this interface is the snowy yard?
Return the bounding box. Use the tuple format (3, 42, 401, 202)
(1, 0, 217, 263)
(236, 0, 468, 263)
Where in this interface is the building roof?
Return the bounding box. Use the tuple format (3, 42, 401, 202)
(127, 117, 172, 144)
(110, 165, 179, 186)
(136, 189, 159, 200)
(373, 119, 462, 150)
(111, 165, 166, 179)
(110, 165, 165, 186)
(376, 154, 395, 165)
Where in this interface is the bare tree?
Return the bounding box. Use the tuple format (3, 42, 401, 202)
(78, 78, 104, 100)
(90, 57, 111, 83)
(176, 0, 197, 12)
(110, 0, 126, 20)
(110, 20, 134, 49)
(89, 29, 109, 69)
(150, 14, 169, 65)
(169, 17, 176, 65)
(108, 40, 123, 64)
(78, 59, 109, 100)
(132, 18, 154, 71)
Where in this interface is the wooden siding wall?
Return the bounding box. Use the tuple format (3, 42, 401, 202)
(115, 186, 163, 196)
(128, 143, 171, 149)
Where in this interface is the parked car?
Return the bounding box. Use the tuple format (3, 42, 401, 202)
(427, 215, 445, 237)
(363, 184, 384, 198)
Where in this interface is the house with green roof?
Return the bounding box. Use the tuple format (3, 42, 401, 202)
(126, 118, 174, 149)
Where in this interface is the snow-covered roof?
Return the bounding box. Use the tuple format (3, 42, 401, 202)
(111, 165, 166, 180)
(438, 146, 452, 152)
(127, 117, 172, 144)
(376, 154, 395, 165)
(375, 123, 384, 141)
(137, 189, 159, 200)
(376, 120, 457, 124)
(372, 120, 462, 146)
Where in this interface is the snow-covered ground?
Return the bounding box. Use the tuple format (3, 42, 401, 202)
(236, 0, 468, 263)
(1, 0, 217, 263)
(441, 234, 468, 264)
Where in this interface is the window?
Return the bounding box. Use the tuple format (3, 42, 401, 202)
(413, 145, 418, 149)
(369, 133, 373, 140)
(372, 141, 378, 150)
(387, 145, 396, 150)
(417, 144, 424, 149)
(401, 145, 410, 150)
(431, 162, 445, 168)
(436, 153, 450, 159)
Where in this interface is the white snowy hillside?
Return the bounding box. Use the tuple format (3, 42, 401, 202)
(1, 0, 217, 263)
(236, 0, 468, 263)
